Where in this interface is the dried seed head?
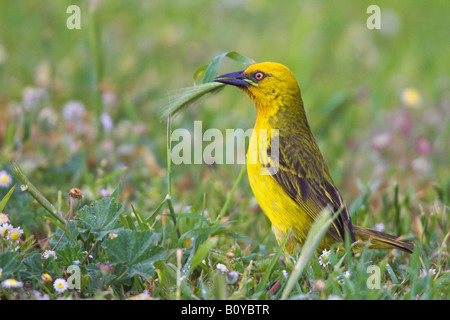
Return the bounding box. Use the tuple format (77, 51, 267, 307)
(69, 188, 84, 199)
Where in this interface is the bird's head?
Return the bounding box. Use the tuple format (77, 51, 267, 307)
(214, 62, 302, 111)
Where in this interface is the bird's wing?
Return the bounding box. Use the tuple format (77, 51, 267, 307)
(267, 134, 355, 243)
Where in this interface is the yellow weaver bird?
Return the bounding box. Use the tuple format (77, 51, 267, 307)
(215, 62, 413, 254)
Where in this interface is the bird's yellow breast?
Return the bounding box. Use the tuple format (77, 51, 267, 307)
(247, 126, 314, 252)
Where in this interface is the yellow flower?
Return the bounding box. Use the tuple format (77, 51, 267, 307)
(41, 273, 52, 283)
(401, 88, 422, 108)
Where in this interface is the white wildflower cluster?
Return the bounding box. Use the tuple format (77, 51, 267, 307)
(0, 214, 25, 291)
(0, 213, 24, 245)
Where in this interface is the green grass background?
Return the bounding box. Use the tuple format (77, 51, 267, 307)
(0, 0, 448, 300)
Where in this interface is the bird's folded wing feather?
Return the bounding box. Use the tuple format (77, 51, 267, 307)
(268, 134, 355, 243)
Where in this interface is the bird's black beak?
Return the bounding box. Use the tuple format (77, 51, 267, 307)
(214, 70, 248, 88)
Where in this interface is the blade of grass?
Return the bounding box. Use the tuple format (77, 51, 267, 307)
(165, 114, 181, 237)
(145, 197, 167, 223)
(214, 164, 246, 223)
(131, 204, 149, 231)
(189, 236, 219, 274)
(0, 184, 16, 212)
(281, 208, 338, 300)
(160, 82, 225, 120)
(9, 161, 66, 225)
(255, 228, 292, 294)
(436, 230, 449, 270)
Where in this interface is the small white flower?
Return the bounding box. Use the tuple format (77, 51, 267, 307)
(53, 278, 68, 293)
(2, 279, 24, 288)
(7, 226, 24, 242)
(282, 269, 289, 279)
(43, 250, 57, 260)
(0, 223, 13, 237)
(0, 170, 12, 188)
(0, 213, 9, 224)
(216, 263, 229, 273)
(318, 249, 331, 267)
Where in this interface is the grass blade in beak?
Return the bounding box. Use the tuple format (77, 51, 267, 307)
(160, 51, 255, 120)
(159, 82, 225, 121)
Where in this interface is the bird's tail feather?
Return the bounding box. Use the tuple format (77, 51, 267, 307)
(353, 226, 414, 253)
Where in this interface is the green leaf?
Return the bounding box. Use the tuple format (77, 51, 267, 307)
(0, 252, 26, 278)
(55, 243, 86, 267)
(0, 184, 16, 212)
(22, 252, 45, 280)
(102, 229, 165, 279)
(49, 220, 79, 248)
(189, 236, 218, 274)
(193, 64, 208, 84)
(76, 197, 124, 240)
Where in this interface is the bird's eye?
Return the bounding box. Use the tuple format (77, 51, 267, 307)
(253, 71, 265, 81)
